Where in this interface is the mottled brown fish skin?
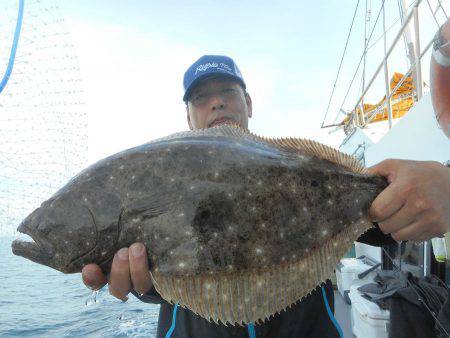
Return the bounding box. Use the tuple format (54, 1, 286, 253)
(12, 128, 387, 279)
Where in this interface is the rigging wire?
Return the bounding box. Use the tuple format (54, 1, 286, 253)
(426, 0, 442, 27)
(321, 0, 361, 128)
(436, 0, 448, 18)
(331, 0, 387, 125)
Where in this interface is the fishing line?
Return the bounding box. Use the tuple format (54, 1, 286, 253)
(381, 246, 450, 337)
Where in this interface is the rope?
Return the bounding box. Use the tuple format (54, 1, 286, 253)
(0, 0, 24, 94)
(321, 0, 361, 128)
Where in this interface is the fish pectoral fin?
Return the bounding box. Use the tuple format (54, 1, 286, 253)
(124, 194, 173, 220)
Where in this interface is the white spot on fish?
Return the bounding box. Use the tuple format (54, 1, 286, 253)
(132, 218, 139, 223)
(214, 172, 219, 178)
(291, 218, 296, 223)
(247, 192, 252, 197)
(170, 251, 174, 255)
(190, 185, 195, 190)
(355, 199, 359, 204)
(228, 226, 233, 231)
(257, 180, 262, 185)
(281, 256, 286, 261)
(165, 237, 170, 241)
(303, 207, 308, 213)
(292, 254, 297, 259)
(131, 175, 136, 180)
(227, 193, 233, 198)
(86, 242, 90, 246)
(199, 246, 204, 250)
(126, 193, 130, 197)
(83, 197, 88, 202)
(170, 178, 175, 182)
(251, 206, 256, 212)
(278, 182, 282, 187)
(257, 280, 263, 287)
(227, 265, 233, 270)
(322, 229, 328, 236)
(327, 200, 333, 205)
(101, 251, 107, 256)
(333, 242, 338, 247)
(178, 212, 185, 217)
(185, 230, 192, 236)
(326, 185, 332, 190)
(261, 223, 266, 228)
(255, 248, 262, 255)
(208, 150, 213, 155)
(64, 241, 68, 245)
(153, 234, 159, 240)
(213, 232, 218, 238)
(280, 232, 284, 239)
(359, 211, 363, 217)
(178, 262, 185, 268)
(119, 165, 124, 170)
(205, 283, 211, 290)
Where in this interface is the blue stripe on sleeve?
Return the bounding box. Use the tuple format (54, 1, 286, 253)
(321, 286, 343, 338)
(165, 303, 179, 338)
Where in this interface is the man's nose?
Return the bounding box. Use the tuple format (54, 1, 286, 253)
(210, 93, 226, 110)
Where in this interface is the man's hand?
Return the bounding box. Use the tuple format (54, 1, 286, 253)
(81, 242, 153, 301)
(367, 159, 450, 242)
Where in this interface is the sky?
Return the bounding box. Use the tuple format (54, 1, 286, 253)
(55, 0, 447, 163)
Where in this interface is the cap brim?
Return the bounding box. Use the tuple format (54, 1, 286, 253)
(183, 72, 245, 102)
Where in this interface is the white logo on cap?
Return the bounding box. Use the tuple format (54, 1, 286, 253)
(195, 62, 234, 75)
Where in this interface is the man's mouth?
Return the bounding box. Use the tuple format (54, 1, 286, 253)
(209, 117, 238, 128)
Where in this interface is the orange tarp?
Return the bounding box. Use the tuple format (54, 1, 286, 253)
(342, 72, 415, 125)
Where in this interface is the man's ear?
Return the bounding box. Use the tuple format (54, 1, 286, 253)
(186, 105, 193, 130)
(245, 92, 253, 118)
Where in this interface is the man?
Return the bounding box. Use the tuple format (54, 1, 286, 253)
(82, 23, 450, 337)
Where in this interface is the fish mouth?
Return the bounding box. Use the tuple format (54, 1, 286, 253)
(11, 222, 53, 266)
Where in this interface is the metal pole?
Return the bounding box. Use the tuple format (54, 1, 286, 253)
(352, 0, 422, 114)
(383, 3, 393, 128)
(413, 6, 423, 100)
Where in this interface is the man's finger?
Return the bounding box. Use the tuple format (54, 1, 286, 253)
(129, 242, 153, 295)
(369, 182, 405, 224)
(82, 264, 107, 290)
(390, 221, 424, 242)
(109, 248, 132, 301)
(376, 200, 421, 234)
(366, 159, 400, 183)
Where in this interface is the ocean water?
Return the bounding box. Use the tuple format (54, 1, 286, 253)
(0, 236, 160, 337)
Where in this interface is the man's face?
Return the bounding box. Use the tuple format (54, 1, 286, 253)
(186, 77, 252, 130)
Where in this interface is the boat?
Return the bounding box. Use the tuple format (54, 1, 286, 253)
(322, 0, 450, 336)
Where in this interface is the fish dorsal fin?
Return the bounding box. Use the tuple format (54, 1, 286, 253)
(207, 124, 366, 174)
(261, 136, 366, 174)
(156, 124, 365, 174)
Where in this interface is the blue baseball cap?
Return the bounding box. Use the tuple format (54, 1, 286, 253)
(183, 55, 246, 102)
